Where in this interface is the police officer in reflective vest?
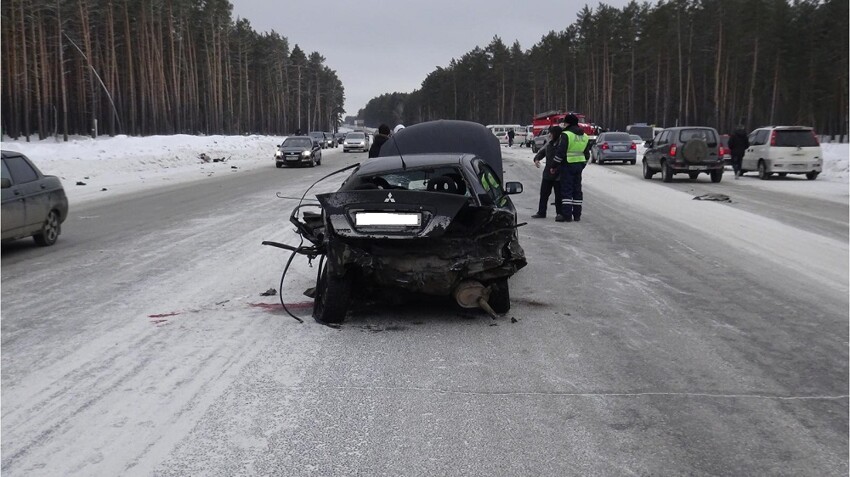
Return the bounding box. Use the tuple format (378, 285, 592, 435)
(550, 114, 591, 222)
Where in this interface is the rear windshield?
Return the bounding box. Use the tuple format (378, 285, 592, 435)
(774, 130, 818, 147)
(603, 133, 631, 142)
(283, 138, 312, 148)
(678, 129, 718, 147)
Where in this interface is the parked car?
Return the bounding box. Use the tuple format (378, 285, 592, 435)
(642, 126, 724, 182)
(275, 137, 322, 168)
(342, 132, 369, 153)
(591, 132, 637, 165)
(741, 126, 822, 180)
(531, 128, 549, 153)
(523, 125, 535, 147)
(1, 150, 68, 246)
(309, 131, 329, 149)
(265, 120, 526, 324)
(719, 134, 732, 165)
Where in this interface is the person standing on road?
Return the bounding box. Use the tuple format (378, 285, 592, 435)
(531, 126, 563, 219)
(507, 128, 515, 147)
(727, 125, 750, 179)
(369, 124, 391, 158)
(550, 114, 591, 222)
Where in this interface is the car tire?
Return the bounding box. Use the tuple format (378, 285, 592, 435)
(806, 171, 819, 180)
(531, 144, 538, 153)
(661, 159, 673, 182)
(275, 163, 282, 168)
(688, 172, 700, 180)
(598, 158, 605, 165)
(710, 169, 723, 183)
(642, 159, 654, 179)
(778, 172, 787, 177)
(33, 210, 61, 246)
(630, 159, 636, 165)
(758, 160, 771, 180)
(488, 278, 510, 314)
(313, 264, 352, 324)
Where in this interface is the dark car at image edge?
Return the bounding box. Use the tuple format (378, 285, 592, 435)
(1, 150, 69, 246)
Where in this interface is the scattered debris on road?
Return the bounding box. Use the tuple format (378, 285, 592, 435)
(693, 193, 732, 202)
(260, 288, 277, 297)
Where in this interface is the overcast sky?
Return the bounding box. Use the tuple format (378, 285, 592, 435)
(230, 0, 633, 118)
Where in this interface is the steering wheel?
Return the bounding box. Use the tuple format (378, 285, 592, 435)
(427, 176, 459, 194)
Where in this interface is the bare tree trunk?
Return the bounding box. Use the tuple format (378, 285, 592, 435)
(57, 0, 68, 141)
(20, 0, 31, 140)
(746, 37, 759, 129)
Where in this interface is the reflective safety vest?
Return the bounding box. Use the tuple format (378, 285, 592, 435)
(562, 130, 588, 163)
(480, 171, 507, 206)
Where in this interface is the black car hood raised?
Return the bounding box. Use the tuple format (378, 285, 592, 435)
(377, 120, 504, 181)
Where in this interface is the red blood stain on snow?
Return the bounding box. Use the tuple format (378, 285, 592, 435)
(148, 312, 180, 318)
(248, 302, 313, 311)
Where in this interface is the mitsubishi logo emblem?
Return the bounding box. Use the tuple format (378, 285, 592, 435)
(384, 192, 396, 203)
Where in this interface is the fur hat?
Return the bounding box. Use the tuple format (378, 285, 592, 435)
(564, 114, 579, 126)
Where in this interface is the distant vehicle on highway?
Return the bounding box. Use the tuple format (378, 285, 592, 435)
(591, 132, 637, 165)
(343, 132, 370, 153)
(741, 126, 823, 180)
(642, 127, 724, 182)
(275, 137, 322, 168)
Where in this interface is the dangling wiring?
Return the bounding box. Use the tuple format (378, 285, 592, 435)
(262, 163, 360, 323)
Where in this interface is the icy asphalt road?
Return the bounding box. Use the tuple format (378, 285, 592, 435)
(2, 146, 847, 476)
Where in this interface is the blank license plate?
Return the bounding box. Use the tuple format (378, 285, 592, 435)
(688, 166, 704, 170)
(355, 212, 421, 226)
(613, 146, 628, 151)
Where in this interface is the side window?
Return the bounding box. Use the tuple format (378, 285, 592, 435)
(5, 156, 38, 184)
(477, 163, 506, 207)
(753, 130, 769, 146)
(1, 159, 12, 185)
(656, 131, 669, 145)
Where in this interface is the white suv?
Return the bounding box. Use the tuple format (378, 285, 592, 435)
(741, 126, 823, 180)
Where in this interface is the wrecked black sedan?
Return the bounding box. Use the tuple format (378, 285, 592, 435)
(268, 120, 527, 324)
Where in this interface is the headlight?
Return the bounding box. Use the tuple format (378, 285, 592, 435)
(275, 150, 282, 158)
(301, 151, 311, 157)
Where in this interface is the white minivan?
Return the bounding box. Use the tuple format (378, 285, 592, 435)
(741, 126, 823, 180)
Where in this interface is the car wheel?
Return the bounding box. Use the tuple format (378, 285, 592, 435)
(778, 172, 787, 177)
(642, 159, 654, 179)
(661, 159, 673, 182)
(758, 160, 771, 180)
(531, 144, 538, 153)
(313, 263, 352, 324)
(33, 210, 61, 246)
(688, 172, 700, 180)
(806, 171, 819, 180)
(488, 278, 510, 314)
(275, 163, 282, 168)
(710, 169, 723, 183)
(598, 157, 605, 165)
(630, 159, 636, 165)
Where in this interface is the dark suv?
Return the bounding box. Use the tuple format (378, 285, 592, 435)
(642, 127, 724, 183)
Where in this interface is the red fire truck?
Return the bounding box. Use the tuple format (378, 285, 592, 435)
(531, 110, 599, 140)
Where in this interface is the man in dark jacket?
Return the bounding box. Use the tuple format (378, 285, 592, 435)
(507, 128, 515, 147)
(727, 126, 749, 179)
(369, 124, 391, 158)
(550, 114, 591, 222)
(531, 126, 562, 218)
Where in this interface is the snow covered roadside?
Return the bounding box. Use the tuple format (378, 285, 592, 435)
(1, 135, 845, 206)
(0, 134, 288, 205)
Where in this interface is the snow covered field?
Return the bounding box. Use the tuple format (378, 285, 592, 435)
(1, 134, 847, 207)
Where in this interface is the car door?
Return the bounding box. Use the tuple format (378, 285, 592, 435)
(744, 129, 768, 170)
(646, 131, 668, 168)
(2, 154, 47, 233)
(1, 158, 27, 238)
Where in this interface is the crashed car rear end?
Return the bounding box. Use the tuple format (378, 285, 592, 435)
(266, 120, 526, 324)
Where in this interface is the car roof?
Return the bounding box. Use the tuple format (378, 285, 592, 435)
(354, 153, 469, 176)
(1, 150, 24, 159)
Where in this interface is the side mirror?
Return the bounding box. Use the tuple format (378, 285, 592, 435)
(504, 181, 523, 195)
(1, 178, 10, 189)
(645, 140, 653, 147)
